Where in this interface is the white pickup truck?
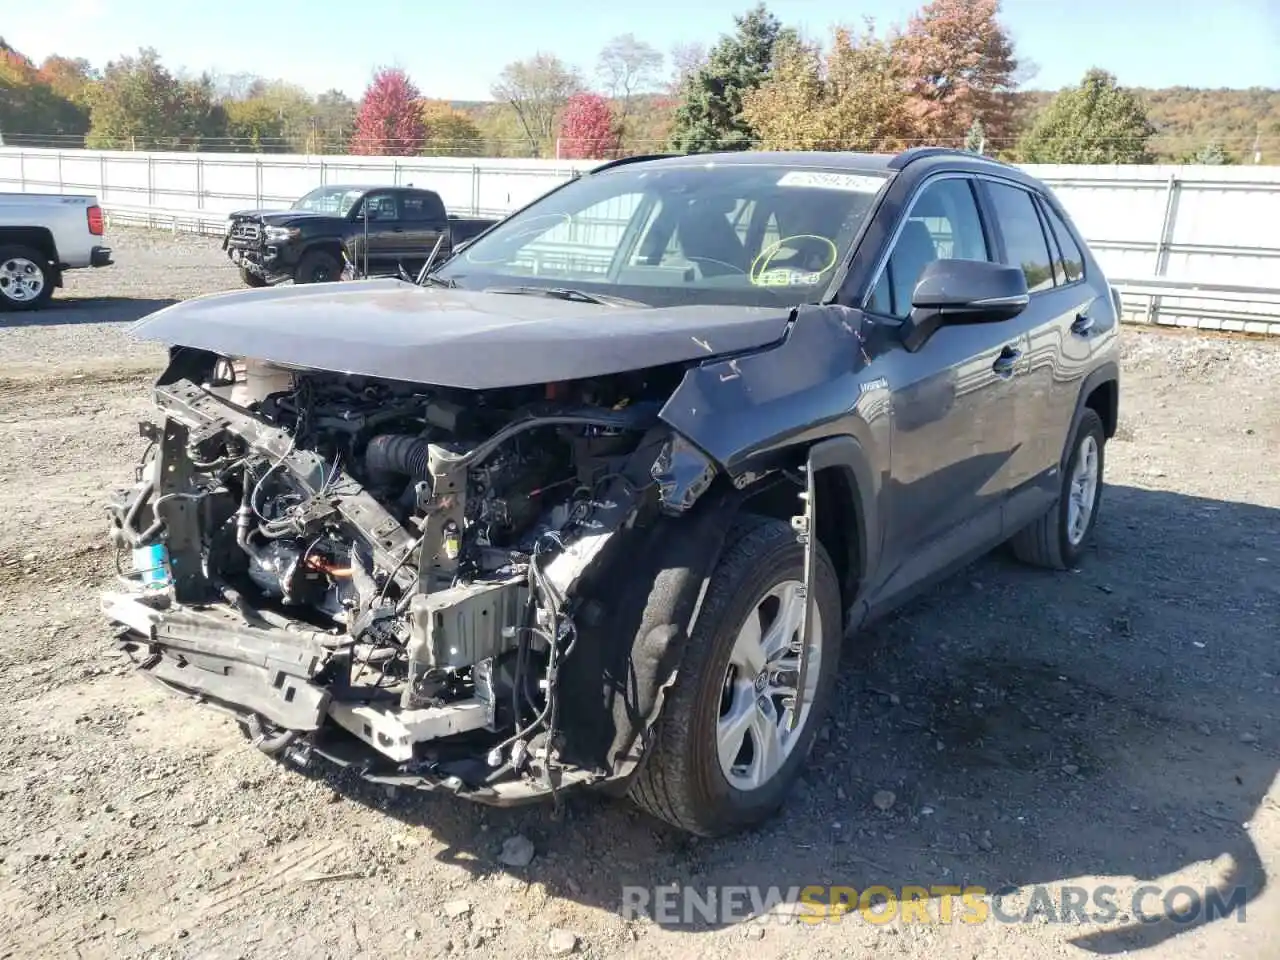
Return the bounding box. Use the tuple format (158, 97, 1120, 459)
(0, 193, 113, 311)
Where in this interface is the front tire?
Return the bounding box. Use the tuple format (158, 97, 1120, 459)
(294, 249, 340, 284)
(628, 515, 842, 837)
(1010, 407, 1106, 569)
(239, 267, 268, 288)
(0, 245, 55, 311)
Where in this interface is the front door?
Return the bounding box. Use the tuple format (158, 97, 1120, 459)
(351, 191, 404, 275)
(862, 175, 1024, 604)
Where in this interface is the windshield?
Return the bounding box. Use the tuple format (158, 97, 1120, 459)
(291, 186, 365, 216)
(432, 162, 890, 308)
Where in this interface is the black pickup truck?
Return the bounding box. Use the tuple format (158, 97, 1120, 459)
(223, 184, 498, 287)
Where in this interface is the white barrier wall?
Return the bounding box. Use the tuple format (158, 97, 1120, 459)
(1, 148, 1277, 330)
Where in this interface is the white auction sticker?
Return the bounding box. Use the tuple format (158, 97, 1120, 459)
(776, 170, 885, 193)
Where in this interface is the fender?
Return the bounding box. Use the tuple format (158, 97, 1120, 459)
(1062, 360, 1120, 470)
(807, 433, 880, 610)
(555, 484, 749, 784)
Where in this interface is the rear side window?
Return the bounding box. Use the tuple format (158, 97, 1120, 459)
(1039, 200, 1085, 284)
(402, 191, 446, 221)
(985, 182, 1055, 293)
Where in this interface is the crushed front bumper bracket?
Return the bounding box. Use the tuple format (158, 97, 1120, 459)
(103, 590, 333, 731)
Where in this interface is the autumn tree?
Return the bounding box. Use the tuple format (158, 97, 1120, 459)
(420, 99, 483, 156)
(597, 34, 663, 152)
(37, 55, 96, 107)
(350, 68, 425, 156)
(669, 3, 795, 153)
(742, 23, 916, 152)
(894, 0, 1019, 147)
(86, 48, 226, 149)
(0, 39, 90, 145)
(492, 54, 582, 157)
(1019, 69, 1155, 164)
(558, 92, 616, 159)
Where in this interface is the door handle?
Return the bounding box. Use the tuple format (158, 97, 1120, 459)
(1071, 313, 1094, 337)
(992, 345, 1021, 378)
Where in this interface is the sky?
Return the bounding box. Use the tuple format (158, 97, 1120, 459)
(9, 0, 1280, 101)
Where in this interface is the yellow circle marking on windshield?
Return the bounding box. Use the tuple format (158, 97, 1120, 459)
(463, 212, 574, 265)
(749, 234, 839, 286)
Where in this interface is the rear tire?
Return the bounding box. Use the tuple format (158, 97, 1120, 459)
(628, 515, 842, 837)
(0, 244, 55, 311)
(239, 267, 268, 288)
(294, 249, 340, 284)
(1010, 408, 1106, 570)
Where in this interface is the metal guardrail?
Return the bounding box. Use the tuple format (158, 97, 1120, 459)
(1110, 278, 1280, 336)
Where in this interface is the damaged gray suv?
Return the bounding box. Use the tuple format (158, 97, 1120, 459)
(103, 147, 1120, 837)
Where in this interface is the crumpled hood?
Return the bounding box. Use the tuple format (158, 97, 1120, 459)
(129, 279, 795, 390)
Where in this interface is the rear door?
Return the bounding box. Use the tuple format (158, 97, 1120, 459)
(977, 178, 1102, 532)
(863, 174, 1023, 604)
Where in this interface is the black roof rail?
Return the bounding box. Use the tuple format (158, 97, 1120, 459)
(888, 146, 1011, 170)
(583, 153, 678, 175)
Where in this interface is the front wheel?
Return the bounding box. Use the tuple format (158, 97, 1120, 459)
(0, 245, 55, 311)
(294, 249, 340, 284)
(239, 267, 268, 288)
(628, 515, 843, 837)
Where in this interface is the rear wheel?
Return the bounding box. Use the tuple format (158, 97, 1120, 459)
(294, 249, 340, 284)
(0, 245, 55, 311)
(1010, 407, 1106, 569)
(239, 267, 268, 288)
(628, 515, 842, 837)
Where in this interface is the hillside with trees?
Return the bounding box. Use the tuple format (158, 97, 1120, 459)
(1, 3, 1276, 164)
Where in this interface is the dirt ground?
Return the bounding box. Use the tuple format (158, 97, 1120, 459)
(0, 228, 1276, 960)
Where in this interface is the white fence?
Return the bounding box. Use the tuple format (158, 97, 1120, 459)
(1, 147, 1278, 335)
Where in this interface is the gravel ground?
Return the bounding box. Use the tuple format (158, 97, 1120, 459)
(0, 227, 1277, 960)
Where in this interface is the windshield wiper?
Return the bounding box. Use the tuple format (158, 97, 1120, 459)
(421, 273, 456, 288)
(485, 285, 642, 307)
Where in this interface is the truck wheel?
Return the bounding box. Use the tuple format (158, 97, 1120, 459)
(0, 245, 55, 311)
(1009, 407, 1106, 570)
(294, 250, 340, 284)
(239, 267, 268, 288)
(628, 514, 842, 837)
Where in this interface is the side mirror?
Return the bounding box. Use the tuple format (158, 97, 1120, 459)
(900, 259, 1029, 352)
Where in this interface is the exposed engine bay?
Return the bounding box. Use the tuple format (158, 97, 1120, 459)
(101, 348, 713, 803)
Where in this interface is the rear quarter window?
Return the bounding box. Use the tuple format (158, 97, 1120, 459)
(1039, 201, 1085, 284)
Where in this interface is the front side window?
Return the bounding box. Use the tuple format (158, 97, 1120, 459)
(432, 164, 890, 308)
(867, 177, 991, 318)
(985, 181, 1055, 293)
(355, 192, 399, 222)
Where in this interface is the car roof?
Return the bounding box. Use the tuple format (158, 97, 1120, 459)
(308, 184, 426, 193)
(595, 147, 1042, 189)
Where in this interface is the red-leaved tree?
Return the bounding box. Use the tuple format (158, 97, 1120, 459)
(894, 0, 1019, 147)
(557, 92, 616, 159)
(350, 68, 425, 156)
